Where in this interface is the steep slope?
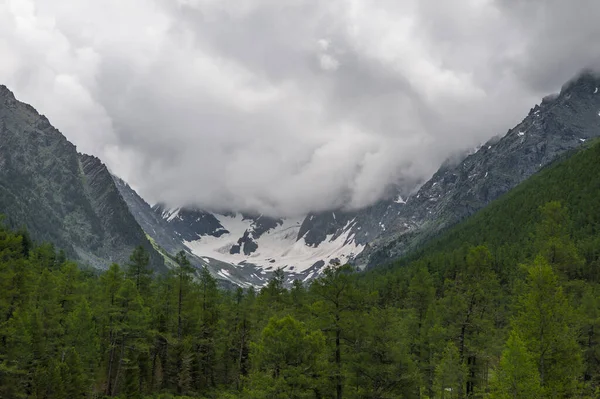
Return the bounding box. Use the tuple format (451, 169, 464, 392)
(238, 72, 600, 273)
(354, 71, 600, 267)
(0, 85, 164, 270)
(113, 177, 280, 286)
(384, 136, 600, 278)
(152, 206, 364, 272)
(118, 71, 600, 283)
(115, 172, 368, 285)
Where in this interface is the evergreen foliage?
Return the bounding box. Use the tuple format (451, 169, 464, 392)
(1, 141, 600, 397)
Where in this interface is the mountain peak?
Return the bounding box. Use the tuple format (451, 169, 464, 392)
(560, 69, 600, 95)
(0, 85, 15, 99)
(0, 86, 165, 271)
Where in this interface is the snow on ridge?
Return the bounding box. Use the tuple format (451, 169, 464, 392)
(183, 216, 364, 273)
(217, 269, 231, 279)
(162, 207, 181, 222)
(214, 213, 253, 238)
(394, 195, 406, 204)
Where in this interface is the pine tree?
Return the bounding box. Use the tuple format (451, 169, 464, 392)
(512, 256, 582, 397)
(111, 279, 150, 397)
(579, 285, 600, 392)
(347, 306, 419, 398)
(311, 265, 361, 399)
(433, 342, 466, 399)
(487, 331, 542, 399)
(193, 266, 220, 390)
(63, 348, 87, 398)
(99, 263, 124, 396)
(440, 245, 500, 395)
(65, 299, 98, 388)
(535, 201, 585, 279)
(247, 315, 326, 398)
(126, 245, 153, 296)
(174, 251, 194, 340)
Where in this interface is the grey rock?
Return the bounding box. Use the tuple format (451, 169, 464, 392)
(0, 85, 164, 270)
(355, 70, 600, 267)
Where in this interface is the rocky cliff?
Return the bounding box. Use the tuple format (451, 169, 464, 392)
(0, 85, 164, 270)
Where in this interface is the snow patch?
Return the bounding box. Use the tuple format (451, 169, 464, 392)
(183, 216, 364, 273)
(580, 138, 586, 142)
(217, 269, 231, 279)
(518, 131, 525, 137)
(595, 87, 598, 94)
(394, 195, 406, 204)
(162, 208, 181, 222)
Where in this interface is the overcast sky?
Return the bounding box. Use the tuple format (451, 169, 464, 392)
(2, 0, 600, 216)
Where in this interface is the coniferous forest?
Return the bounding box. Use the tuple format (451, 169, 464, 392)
(2, 143, 600, 399)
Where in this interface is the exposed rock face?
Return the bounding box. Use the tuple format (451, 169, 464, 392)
(0, 85, 164, 270)
(113, 177, 280, 287)
(354, 71, 600, 266)
(11, 71, 596, 285)
(116, 72, 600, 284)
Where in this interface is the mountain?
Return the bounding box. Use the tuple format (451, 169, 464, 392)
(115, 71, 600, 284)
(0, 85, 164, 270)
(113, 177, 282, 287)
(113, 174, 366, 285)
(353, 70, 600, 267)
(7, 70, 595, 285)
(389, 135, 600, 274)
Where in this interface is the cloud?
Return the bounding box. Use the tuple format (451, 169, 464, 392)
(1, 0, 599, 216)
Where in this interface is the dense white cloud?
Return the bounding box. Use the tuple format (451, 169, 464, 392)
(1, 0, 598, 216)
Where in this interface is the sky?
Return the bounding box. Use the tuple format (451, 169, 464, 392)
(2, 0, 600, 217)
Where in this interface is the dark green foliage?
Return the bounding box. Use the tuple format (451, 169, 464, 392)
(127, 246, 153, 295)
(2, 140, 600, 398)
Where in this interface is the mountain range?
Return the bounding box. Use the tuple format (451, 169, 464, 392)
(2, 71, 599, 286)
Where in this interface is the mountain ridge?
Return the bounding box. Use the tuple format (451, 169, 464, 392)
(3, 70, 600, 285)
(0, 84, 165, 271)
(355, 70, 600, 267)
(115, 71, 600, 284)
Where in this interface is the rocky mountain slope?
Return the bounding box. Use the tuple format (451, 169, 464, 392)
(3, 71, 598, 286)
(113, 176, 274, 287)
(355, 71, 600, 267)
(0, 85, 164, 270)
(115, 71, 600, 285)
(114, 175, 365, 285)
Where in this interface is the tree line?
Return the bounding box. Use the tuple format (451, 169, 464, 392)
(0, 199, 599, 398)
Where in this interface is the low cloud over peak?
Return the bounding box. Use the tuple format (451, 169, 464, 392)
(2, 0, 599, 216)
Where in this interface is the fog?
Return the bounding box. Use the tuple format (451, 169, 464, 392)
(2, 0, 600, 216)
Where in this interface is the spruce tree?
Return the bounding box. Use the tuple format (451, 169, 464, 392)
(126, 245, 153, 295)
(488, 331, 542, 399)
(512, 256, 582, 397)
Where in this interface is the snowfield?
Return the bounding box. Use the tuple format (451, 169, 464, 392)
(182, 214, 365, 273)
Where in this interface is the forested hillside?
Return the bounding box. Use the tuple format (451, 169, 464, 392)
(1, 141, 600, 398)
